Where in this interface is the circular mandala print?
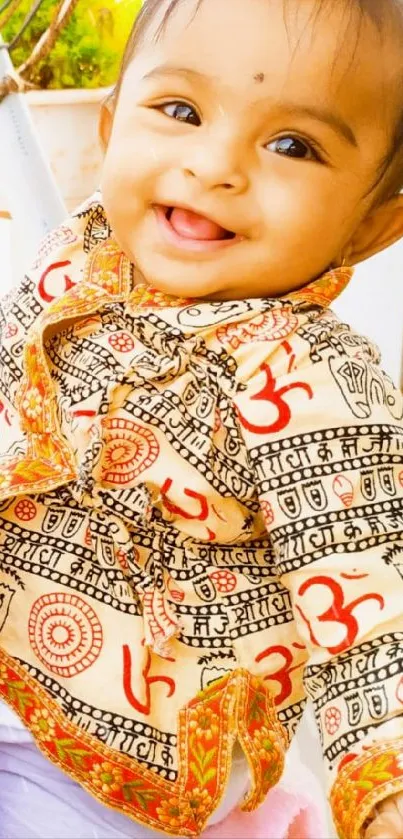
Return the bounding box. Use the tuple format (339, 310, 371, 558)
(116, 548, 130, 573)
(217, 310, 298, 350)
(14, 499, 37, 522)
(210, 570, 237, 594)
(108, 332, 135, 353)
(28, 593, 103, 678)
(101, 418, 159, 485)
(324, 706, 341, 736)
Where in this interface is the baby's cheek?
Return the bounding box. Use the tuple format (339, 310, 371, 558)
(259, 187, 337, 270)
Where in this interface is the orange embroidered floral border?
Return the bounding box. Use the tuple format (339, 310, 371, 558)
(331, 737, 403, 839)
(287, 267, 352, 309)
(0, 649, 288, 837)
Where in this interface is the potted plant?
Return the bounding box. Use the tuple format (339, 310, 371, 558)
(1, 0, 142, 209)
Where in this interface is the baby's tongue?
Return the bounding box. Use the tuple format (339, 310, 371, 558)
(169, 208, 227, 241)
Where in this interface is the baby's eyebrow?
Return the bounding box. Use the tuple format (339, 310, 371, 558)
(253, 99, 358, 148)
(142, 64, 212, 85)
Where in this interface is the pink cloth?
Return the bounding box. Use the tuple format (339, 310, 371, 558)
(204, 764, 328, 839)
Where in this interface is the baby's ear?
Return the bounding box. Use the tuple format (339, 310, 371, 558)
(99, 91, 115, 152)
(346, 194, 403, 265)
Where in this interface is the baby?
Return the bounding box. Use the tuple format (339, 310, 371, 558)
(0, 0, 402, 837)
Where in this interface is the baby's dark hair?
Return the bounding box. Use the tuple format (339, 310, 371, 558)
(114, 0, 403, 199)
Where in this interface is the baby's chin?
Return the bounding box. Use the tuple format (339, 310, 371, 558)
(142, 274, 287, 303)
(133, 271, 279, 303)
(125, 244, 309, 303)
(132, 260, 236, 302)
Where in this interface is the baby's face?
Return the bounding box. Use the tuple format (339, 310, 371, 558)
(101, 0, 402, 300)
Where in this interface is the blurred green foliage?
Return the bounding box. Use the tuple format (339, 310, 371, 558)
(2, 0, 142, 89)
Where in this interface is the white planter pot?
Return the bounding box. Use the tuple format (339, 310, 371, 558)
(26, 86, 109, 212)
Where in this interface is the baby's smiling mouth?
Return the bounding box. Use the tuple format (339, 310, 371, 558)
(165, 206, 236, 241)
(154, 204, 241, 253)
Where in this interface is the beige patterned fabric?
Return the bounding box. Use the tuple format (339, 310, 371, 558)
(0, 195, 402, 838)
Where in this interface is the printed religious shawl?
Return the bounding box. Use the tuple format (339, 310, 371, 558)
(0, 194, 402, 839)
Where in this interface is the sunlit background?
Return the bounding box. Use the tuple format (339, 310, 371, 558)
(1, 0, 141, 89)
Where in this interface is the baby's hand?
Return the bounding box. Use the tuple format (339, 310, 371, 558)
(364, 792, 403, 839)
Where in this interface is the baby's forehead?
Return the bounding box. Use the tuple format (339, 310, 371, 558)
(130, 0, 402, 131)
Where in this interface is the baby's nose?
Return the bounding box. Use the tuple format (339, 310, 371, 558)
(182, 136, 249, 194)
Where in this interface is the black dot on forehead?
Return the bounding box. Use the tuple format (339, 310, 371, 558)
(254, 72, 265, 83)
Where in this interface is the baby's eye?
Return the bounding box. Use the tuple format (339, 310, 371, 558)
(266, 136, 320, 161)
(159, 102, 201, 126)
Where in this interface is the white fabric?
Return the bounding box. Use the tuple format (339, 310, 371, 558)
(0, 701, 248, 838)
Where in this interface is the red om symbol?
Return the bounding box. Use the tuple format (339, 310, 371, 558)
(161, 478, 209, 521)
(255, 643, 305, 705)
(123, 645, 176, 716)
(296, 575, 385, 655)
(38, 261, 75, 303)
(160, 479, 215, 540)
(236, 363, 313, 435)
(281, 341, 297, 374)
